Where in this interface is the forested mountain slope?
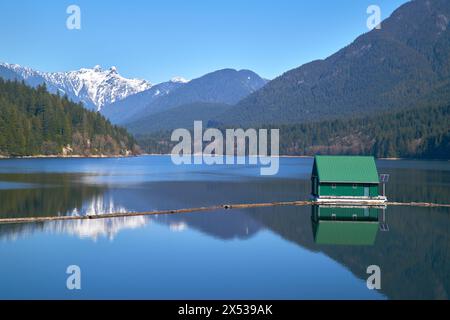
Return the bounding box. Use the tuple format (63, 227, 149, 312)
(0, 80, 138, 157)
(217, 0, 450, 126)
(136, 102, 450, 159)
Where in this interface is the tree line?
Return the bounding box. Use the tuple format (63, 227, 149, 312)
(0, 79, 139, 157)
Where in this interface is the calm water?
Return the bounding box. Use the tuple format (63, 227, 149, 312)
(0, 156, 449, 300)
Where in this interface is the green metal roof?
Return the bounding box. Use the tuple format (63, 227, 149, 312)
(314, 156, 380, 183)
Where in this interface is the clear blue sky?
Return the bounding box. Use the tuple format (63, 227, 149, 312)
(0, 0, 409, 83)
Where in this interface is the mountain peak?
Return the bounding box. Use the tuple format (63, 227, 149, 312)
(109, 66, 118, 74)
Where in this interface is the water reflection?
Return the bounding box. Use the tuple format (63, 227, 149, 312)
(0, 174, 148, 241)
(0, 157, 449, 299)
(2, 203, 448, 300)
(0, 216, 147, 242)
(48, 216, 147, 241)
(0, 173, 297, 241)
(311, 206, 381, 246)
(0, 173, 105, 219)
(155, 210, 263, 240)
(56, 193, 145, 241)
(245, 205, 450, 300)
(378, 162, 450, 204)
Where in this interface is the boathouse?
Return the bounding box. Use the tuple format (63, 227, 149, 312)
(311, 156, 385, 203)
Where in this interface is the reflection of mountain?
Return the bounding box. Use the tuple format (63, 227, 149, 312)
(0, 175, 299, 241)
(106, 179, 305, 240)
(68, 194, 128, 216)
(45, 216, 147, 241)
(59, 194, 146, 241)
(246, 205, 450, 300)
(155, 210, 262, 240)
(123, 179, 308, 210)
(0, 216, 147, 242)
(0, 176, 296, 241)
(0, 174, 147, 241)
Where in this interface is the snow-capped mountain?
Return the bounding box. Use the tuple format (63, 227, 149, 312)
(0, 63, 40, 79)
(41, 65, 152, 111)
(0, 62, 56, 90)
(0, 62, 152, 111)
(1, 62, 267, 128)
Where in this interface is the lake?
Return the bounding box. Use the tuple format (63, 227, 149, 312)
(0, 156, 449, 299)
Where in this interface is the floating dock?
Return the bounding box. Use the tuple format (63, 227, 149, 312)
(312, 195, 387, 206)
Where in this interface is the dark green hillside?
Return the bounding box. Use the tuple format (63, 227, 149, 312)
(136, 102, 450, 159)
(216, 0, 450, 127)
(0, 80, 139, 157)
(276, 103, 450, 159)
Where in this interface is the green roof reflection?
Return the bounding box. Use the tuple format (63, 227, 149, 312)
(312, 206, 380, 246)
(313, 221, 379, 246)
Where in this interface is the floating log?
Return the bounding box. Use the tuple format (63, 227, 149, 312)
(386, 201, 450, 208)
(0, 200, 448, 225)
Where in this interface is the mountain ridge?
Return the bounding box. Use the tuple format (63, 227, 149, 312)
(105, 68, 268, 126)
(0, 63, 267, 127)
(0, 63, 152, 111)
(100, 79, 186, 124)
(212, 0, 450, 127)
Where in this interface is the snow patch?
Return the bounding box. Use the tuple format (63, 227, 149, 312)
(437, 14, 449, 32)
(171, 76, 190, 83)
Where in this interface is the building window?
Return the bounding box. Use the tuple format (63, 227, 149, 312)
(332, 184, 336, 189)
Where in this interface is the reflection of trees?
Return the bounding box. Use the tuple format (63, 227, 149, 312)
(380, 166, 450, 204)
(247, 205, 450, 300)
(0, 173, 104, 218)
(0, 173, 147, 241)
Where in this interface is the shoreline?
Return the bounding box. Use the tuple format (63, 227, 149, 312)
(1, 153, 448, 162)
(0, 154, 138, 160)
(139, 154, 449, 161)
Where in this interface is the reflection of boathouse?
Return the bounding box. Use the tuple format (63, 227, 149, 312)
(311, 156, 387, 204)
(311, 206, 382, 246)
